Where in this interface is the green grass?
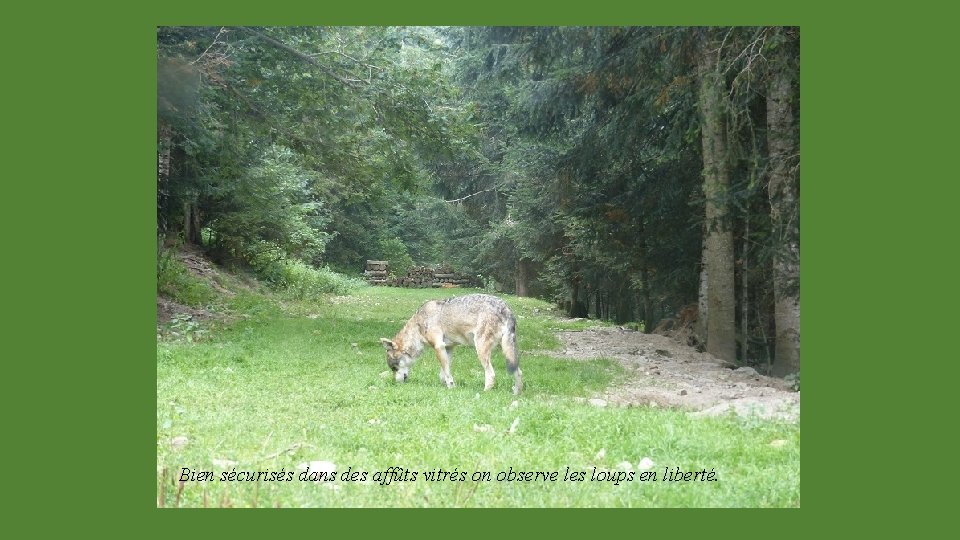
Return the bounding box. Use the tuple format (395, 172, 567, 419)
(157, 286, 800, 507)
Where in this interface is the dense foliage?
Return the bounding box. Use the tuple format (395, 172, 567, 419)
(157, 26, 799, 370)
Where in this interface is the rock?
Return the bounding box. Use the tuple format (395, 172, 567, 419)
(588, 398, 608, 408)
(509, 400, 519, 409)
(212, 458, 237, 468)
(689, 403, 732, 418)
(615, 460, 633, 471)
(595, 448, 606, 460)
(637, 457, 656, 471)
(298, 460, 336, 474)
(769, 439, 788, 448)
(171, 435, 189, 449)
(734, 366, 759, 376)
(473, 423, 493, 433)
(680, 389, 688, 396)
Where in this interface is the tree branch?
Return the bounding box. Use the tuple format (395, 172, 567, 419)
(238, 26, 358, 88)
(444, 188, 494, 204)
(192, 26, 228, 66)
(313, 49, 386, 72)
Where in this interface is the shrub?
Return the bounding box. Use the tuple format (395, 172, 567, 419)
(230, 241, 366, 300)
(157, 251, 217, 306)
(278, 260, 367, 299)
(377, 237, 414, 276)
(246, 242, 288, 286)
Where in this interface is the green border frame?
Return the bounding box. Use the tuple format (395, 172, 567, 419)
(24, 0, 922, 533)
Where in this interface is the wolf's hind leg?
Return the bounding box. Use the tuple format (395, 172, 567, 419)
(474, 337, 496, 391)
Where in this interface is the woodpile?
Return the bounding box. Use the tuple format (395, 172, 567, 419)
(429, 264, 476, 288)
(365, 260, 478, 288)
(389, 265, 437, 288)
(364, 260, 389, 285)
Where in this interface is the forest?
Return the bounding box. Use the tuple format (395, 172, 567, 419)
(157, 26, 799, 376)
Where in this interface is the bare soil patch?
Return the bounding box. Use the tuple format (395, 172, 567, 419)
(553, 326, 799, 422)
(178, 248, 235, 296)
(157, 247, 236, 327)
(156, 296, 217, 326)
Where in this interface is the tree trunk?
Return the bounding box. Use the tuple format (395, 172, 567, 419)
(617, 292, 632, 325)
(641, 266, 654, 332)
(183, 201, 193, 244)
(767, 29, 801, 376)
(157, 121, 173, 253)
(741, 213, 750, 363)
(192, 201, 202, 244)
(515, 258, 530, 297)
(569, 278, 587, 318)
(698, 29, 737, 363)
(695, 241, 708, 344)
(182, 199, 202, 246)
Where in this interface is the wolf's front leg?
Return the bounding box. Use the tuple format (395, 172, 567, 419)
(433, 345, 455, 388)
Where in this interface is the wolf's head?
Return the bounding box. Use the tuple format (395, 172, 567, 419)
(379, 338, 412, 382)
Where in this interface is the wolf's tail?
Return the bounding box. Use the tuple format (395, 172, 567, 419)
(503, 338, 519, 374)
(501, 318, 522, 394)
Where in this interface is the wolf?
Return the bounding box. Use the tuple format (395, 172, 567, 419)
(380, 294, 523, 394)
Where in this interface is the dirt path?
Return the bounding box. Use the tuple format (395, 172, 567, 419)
(551, 326, 800, 422)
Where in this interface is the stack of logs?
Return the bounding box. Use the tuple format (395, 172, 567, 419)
(431, 264, 477, 288)
(389, 265, 438, 288)
(365, 261, 477, 288)
(364, 260, 389, 286)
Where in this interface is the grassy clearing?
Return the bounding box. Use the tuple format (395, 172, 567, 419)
(157, 286, 799, 507)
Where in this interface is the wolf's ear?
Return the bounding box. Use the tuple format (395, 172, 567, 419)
(379, 338, 395, 351)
